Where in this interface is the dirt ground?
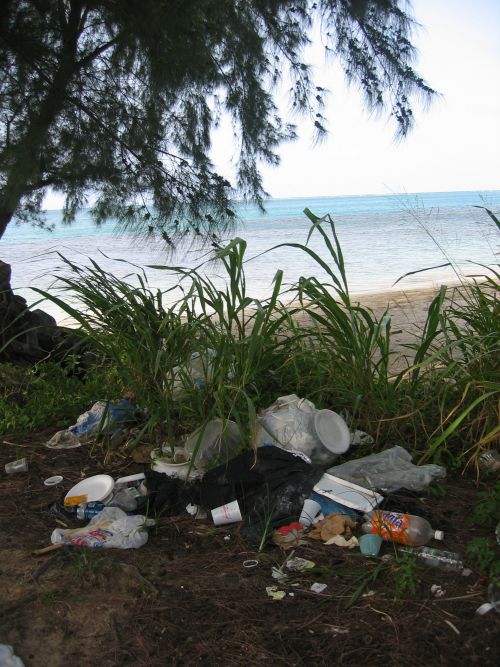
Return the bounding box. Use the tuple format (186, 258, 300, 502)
(1, 430, 498, 667)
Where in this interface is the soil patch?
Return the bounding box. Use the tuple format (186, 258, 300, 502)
(1, 432, 498, 666)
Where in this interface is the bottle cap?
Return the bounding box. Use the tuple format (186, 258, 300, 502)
(434, 530, 444, 541)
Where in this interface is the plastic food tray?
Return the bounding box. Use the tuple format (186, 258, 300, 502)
(313, 473, 383, 513)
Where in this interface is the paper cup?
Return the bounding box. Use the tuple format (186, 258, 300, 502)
(299, 498, 321, 526)
(211, 500, 242, 525)
(359, 533, 383, 556)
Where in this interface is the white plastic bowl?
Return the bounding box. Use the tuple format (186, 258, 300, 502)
(65, 474, 114, 504)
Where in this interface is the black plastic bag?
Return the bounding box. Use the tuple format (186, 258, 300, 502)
(200, 446, 323, 545)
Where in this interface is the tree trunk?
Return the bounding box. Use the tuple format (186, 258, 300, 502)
(0, 208, 14, 240)
(0, 3, 84, 240)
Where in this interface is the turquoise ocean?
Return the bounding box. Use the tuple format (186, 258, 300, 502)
(1, 190, 499, 323)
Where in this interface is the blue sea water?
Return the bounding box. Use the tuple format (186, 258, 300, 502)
(1, 190, 499, 322)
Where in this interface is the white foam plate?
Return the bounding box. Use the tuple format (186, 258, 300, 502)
(65, 474, 114, 503)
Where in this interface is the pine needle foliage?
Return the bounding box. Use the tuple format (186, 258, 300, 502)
(0, 1, 434, 242)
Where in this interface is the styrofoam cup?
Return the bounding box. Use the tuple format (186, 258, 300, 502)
(5, 458, 28, 474)
(211, 500, 242, 525)
(299, 498, 321, 526)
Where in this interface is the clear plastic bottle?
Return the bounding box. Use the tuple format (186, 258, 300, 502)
(76, 501, 105, 520)
(400, 546, 463, 572)
(362, 510, 444, 546)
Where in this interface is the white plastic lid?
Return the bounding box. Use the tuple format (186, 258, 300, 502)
(314, 410, 350, 454)
(434, 530, 444, 541)
(44, 475, 63, 487)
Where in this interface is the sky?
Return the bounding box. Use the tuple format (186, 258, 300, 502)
(43, 0, 500, 209)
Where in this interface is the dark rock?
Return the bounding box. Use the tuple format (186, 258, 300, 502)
(0, 260, 92, 366)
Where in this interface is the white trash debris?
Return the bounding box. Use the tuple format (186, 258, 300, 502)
(310, 582, 328, 594)
(0, 645, 25, 667)
(327, 446, 446, 493)
(51, 507, 153, 550)
(258, 394, 350, 466)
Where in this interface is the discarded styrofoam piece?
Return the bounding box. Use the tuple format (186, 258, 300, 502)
(114, 472, 146, 486)
(313, 472, 383, 513)
(350, 429, 374, 446)
(310, 582, 328, 593)
(272, 567, 288, 582)
(266, 586, 286, 600)
(325, 534, 359, 549)
(431, 584, 446, 598)
(211, 499, 242, 526)
(299, 498, 321, 526)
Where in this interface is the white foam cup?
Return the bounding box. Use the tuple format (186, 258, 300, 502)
(211, 500, 243, 526)
(299, 498, 321, 526)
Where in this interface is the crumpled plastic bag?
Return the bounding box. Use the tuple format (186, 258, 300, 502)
(46, 429, 81, 449)
(327, 446, 446, 493)
(309, 513, 357, 542)
(257, 394, 344, 466)
(51, 507, 152, 550)
(200, 446, 324, 547)
(46, 399, 136, 449)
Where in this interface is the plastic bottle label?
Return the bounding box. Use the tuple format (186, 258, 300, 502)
(371, 511, 410, 544)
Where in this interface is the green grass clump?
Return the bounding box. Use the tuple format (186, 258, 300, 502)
(0, 359, 121, 435)
(24, 206, 498, 469)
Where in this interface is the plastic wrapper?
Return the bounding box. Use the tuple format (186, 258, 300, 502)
(327, 446, 446, 493)
(51, 507, 152, 550)
(46, 399, 136, 448)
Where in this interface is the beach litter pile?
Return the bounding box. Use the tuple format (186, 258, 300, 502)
(34, 393, 458, 573)
(3, 387, 499, 667)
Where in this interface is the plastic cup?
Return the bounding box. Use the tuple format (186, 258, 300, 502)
(211, 500, 242, 525)
(5, 458, 28, 474)
(299, 498, 321, 526)
(359, 533, 383, 556)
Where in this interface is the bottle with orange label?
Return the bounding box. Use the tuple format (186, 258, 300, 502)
(361, 511, 444, 546)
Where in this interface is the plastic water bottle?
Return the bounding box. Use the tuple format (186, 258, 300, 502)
(362, 510, 444, 546)
(400, 546, 463, 572)
(76, 501, 105, 520)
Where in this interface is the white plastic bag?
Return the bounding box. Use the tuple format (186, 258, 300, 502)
(257, 394, 349, 466)
(0, 645, 25, 667)
(51, 507, 152, 550)
(327, 446, 446, 493)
